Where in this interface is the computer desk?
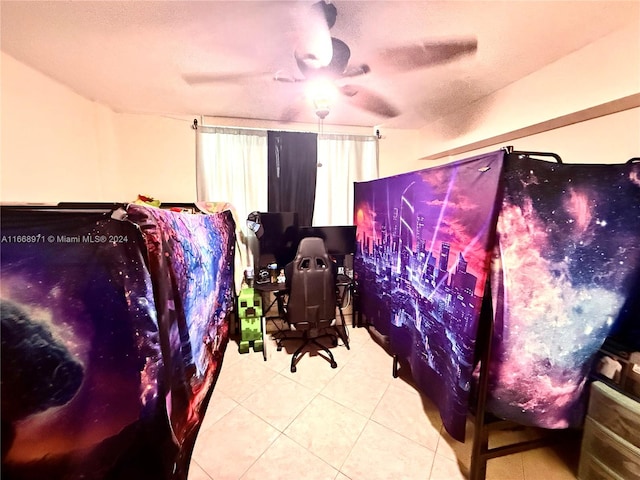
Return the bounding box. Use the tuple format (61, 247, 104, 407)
(253, 281, 288, 332)
(254, 274, 353, 349)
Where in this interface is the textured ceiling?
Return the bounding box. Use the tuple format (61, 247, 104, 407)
(2, 1, 638, 129)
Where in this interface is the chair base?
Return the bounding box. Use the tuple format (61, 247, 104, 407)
(289, 332, 338, 373)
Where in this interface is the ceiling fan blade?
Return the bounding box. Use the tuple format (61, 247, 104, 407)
(273, 70, 302, 83)
(378, 37, 478, 72)
(340, 85, 400, 118)
(341, 63, 370, 79)
(182, 71, 270, 85)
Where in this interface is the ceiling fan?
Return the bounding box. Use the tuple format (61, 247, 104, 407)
(184, 1, 477, 121)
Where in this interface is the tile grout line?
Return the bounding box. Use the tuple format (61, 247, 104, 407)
(260, 386, 344, 478)
(188, 457, 214, 480)
(279, 428, 344, 478)
(333, 360, 393, 476)
(276, 375, 322, 432)
(236, 428, 283, 480)
(425, 435, 438, 480)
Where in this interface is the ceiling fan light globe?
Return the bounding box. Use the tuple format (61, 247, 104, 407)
(315, 107, 330, 119)
(306, 78, 337, 120)
(307, 79, 337, 102)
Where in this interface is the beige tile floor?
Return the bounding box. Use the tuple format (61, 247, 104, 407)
(189, 322, 581, 480)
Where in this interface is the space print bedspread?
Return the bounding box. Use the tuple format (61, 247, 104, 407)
(353, 150, 505, 441)
(0, 209, 168, 479)
(487, 155, 640, 429)
(1, 206, 235, 479)
(125, 204, 235, 453)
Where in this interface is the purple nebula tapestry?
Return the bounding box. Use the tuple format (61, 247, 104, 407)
(354, 150, 505, 441)
(1, 206, 235, 480)
(487, 156, 640, 429)
(125, 205, 235, 451)
(1, 209, 166, 479)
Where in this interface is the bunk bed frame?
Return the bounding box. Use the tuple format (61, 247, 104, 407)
(383, 148, 583, 480)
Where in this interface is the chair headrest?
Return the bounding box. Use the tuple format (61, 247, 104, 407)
(294, 237, 328, 259)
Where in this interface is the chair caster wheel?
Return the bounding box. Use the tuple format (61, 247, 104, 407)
(331, 362, 337, 369)
(291, 365, 297, 373)
(277, 345, 282, 351)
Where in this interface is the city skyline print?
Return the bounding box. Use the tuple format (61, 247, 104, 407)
(354, 150, 505, 441)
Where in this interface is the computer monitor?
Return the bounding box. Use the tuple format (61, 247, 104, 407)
(297, 225, 357, 259)
(247, 212, 299, 271)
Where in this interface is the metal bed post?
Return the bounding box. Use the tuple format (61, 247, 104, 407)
(469, 287, 494, 480)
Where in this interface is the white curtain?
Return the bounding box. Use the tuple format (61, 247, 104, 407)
(196, 126, 268, 282)
(313, 134, 378, 226)
(196, 126, 268, 229)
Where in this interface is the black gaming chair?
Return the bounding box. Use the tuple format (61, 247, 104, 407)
(281, 237, 339, 373)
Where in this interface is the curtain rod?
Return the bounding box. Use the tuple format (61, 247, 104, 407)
(191, 118, 378, 139)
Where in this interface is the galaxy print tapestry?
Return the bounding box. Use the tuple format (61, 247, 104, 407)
(354, 150, 505, 441)
(1, 208, 168, 479)
(125, 204, 235, 457)
(487, 155, 640, 430)
(1, 206, 235, 480)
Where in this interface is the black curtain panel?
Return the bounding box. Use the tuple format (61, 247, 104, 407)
(267, 131, 317, 227)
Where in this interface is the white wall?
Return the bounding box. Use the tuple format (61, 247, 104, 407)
(416, 107, 640, 169)
(1, 52, 196, 203)
(1, 52, 119, 202)
(376, 128, 423, 178)
(202, 115, 370, 136)
(112, 113, 195, 202)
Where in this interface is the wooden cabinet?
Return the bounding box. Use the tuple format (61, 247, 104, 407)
(578, 381, 640, 480)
